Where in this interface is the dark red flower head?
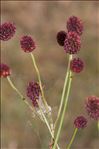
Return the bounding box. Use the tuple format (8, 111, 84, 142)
(70, 58, 84, 73)
(0, 22, 16, 41)
(20, 35, 36, 53)
(67, 16, 83, 36)
(86, 96, 99, 120)
(0, 63, 11, 77)
(27, 81, 41, 107)
(56, 31, 67, 46)
(74, 116, 87, 129)
(64, 31, 81, 54)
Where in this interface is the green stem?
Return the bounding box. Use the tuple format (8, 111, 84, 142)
(53, 70, 73, 149)
(30, 53, 54, 134)
(37, 102, 60, 149)
(67, 128, 78, 149)
(30, 53, 48, 108)
(40, 109, 53, 137)
(7, 76, 23, 99)
(54, 55, 72, 129)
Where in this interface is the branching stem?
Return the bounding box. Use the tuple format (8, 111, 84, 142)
(54, 55, 72, 129)
(53, 70, 73, 149)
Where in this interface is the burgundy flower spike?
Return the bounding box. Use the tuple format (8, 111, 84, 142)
(27, 81, 41, 107)
(0, 63, 11, 77)
(64, 31, 81, 54)
(56, 31, 67, 46)
(20, 35, 36, 53)
(70, 58, 84, 73)
(86, 96, 99, 120)
(67, 16, 83, 36)
(74, 116, 87, 129)
(0, 22, 16, 41)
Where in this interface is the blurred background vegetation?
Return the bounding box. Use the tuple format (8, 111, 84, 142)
(1, 1, 99, 149)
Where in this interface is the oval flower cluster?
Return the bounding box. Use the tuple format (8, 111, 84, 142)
(27, 81, 41, 107)
(86, 96, 99, 120)
(67, 16, 83, 36)
(74, 116, 87, 129)
(20, 35, 36, 53)
(70, 58, 84, 73)
(0, 22, 16, 41)
(56, 16, 84, 73)
(64, 31, 81, 54)
(0, 63, 11, 77)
